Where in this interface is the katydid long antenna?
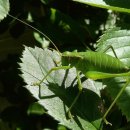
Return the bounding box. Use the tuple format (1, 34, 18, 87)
(8, 14, 61, 55)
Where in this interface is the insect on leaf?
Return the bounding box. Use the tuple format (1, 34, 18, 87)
(19, 46, 102, 130)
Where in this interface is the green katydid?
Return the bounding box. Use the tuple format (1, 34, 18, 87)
(37, 49, 130, 125)
(8, 14, 130, 125)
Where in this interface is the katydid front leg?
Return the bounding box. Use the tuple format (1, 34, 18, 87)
(34, 66, 71, 86)
(36, 66, 71, 100)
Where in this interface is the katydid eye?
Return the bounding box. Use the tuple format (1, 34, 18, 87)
(63, 51, 71, 55)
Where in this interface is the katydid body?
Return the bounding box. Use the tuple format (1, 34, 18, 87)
(62, 51, 130, 80)
(38, 49, 130, 125)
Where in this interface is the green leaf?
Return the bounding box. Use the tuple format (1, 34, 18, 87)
(97, 28, 130, 121)
(73, 0, 130, 13)
(20, 46, 102, 130)
(0, 0, 10, 21)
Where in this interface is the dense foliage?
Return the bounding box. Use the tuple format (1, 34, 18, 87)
(1, 0, 130, 130)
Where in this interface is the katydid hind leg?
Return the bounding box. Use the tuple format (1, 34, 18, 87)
(67, 70, 83, 119)
(102, 78, 130, 125)
(102, 45, 118, 59)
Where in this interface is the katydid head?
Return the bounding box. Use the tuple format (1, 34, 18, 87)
(61, 51, 83, 66)
(61, 51, 71, 66)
